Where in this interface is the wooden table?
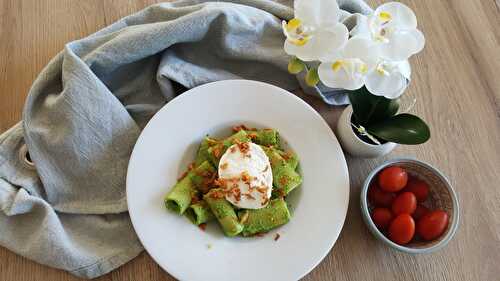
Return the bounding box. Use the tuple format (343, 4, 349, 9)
(1, 0, 499, 280)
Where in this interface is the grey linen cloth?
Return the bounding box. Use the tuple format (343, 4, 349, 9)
(0, 0, 370, 278)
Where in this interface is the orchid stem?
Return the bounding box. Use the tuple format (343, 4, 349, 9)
(351, 123, 382, 145)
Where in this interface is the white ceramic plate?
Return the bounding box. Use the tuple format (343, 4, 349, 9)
(127, 80, 349, 281)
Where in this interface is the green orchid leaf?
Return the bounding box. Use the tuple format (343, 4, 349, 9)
(385, 98, 400, 118)
(366, 114, 430, 145)
(348, 87, 399, 126)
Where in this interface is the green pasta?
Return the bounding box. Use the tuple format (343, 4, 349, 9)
(223, 130, 250, 146)
(165, 161, 215, 214)
(207, 130, 250, 165)
(239, 198, 291, 236)
(164, 126, 301, 237)
(194, 137, 217, 166)
(276, 149, 299, 170)
(164, 174, 195, 215)
(204, 189, 244, 237)
(185, 201, 214, 225)
(248, 129, 280, 147)
(263, 147, 302, 196)
(190, 161, 216, 193)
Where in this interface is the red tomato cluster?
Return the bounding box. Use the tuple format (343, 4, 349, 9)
(369, 166, 449, 245)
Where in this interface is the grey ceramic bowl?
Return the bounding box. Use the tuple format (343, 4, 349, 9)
(360, 158, 459, 254)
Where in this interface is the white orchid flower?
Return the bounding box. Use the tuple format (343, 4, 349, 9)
(318, 36, 411, 98)
(318, 36, 379, 90)
(353, 2, 425, 61)
(365, 60, 410, 98)
(282, 0, 349, 61)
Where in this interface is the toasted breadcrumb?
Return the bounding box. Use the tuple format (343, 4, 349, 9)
(274, 233, 281, 241)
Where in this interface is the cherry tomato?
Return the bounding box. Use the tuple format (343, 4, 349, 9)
(371, 208, 393, 230)
(378, 166, 408, 192)
(404, 177, 430, 202)
(388, 214, 415, 245)
(368, 184, 396, 207)
(417, 210, 449, 241)
(412, 205, 430, 220)
(392, 192, 417, 215)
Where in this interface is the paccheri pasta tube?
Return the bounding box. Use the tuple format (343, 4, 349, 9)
(195, 137, 217, 166)
(263, 147, 302, 195)
(185, 201, 214, 225)
(248, 129, 280, 147)
(164, 173, 195, 215)
(165, 161, 214, 214)
(276, 149, 299, 170)
(239, 198, 291, 236)
(204, 189, 244, 237)
(190, 161, 216, 193)
(207, 130, 250, 165)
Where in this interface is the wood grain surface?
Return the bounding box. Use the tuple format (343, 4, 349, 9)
(1, 0, 499, 280)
